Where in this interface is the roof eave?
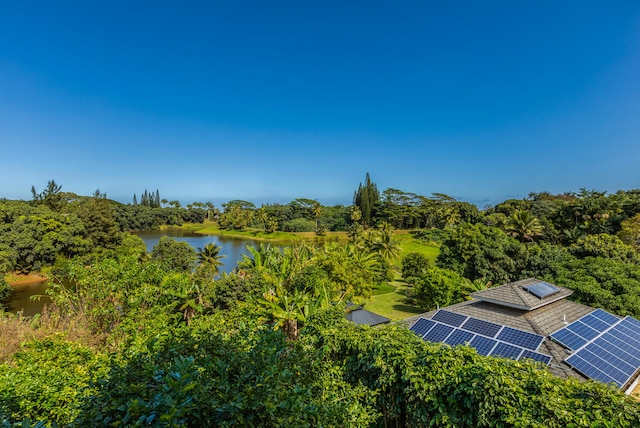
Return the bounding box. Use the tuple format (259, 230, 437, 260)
(472, 297, 530, 311)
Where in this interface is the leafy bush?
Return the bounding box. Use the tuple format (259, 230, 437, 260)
(413, 267, 470, 310)
(0, 335, 108, 425)
(400, 252, 430, 283)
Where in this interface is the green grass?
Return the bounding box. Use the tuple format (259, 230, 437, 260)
(185, 221, 348, 244)
(362, 280, 425, 321)
(371, 283, 395, 295)
(395, 232, 440, 266)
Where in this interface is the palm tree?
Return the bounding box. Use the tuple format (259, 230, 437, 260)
(504, 210, 544, 242)
(257, 207, 269, 230)
(197, 243, 226, 276)
(312, 202, 322, 232)
(371, 223, 401, 263)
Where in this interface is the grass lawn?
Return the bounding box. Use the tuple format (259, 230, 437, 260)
(364, 280, 425, 322)
(395, 231, 440, 265)
(183, 221, 349, 244)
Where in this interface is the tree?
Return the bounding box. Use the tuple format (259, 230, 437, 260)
(619, 213, 640, 251)
(312, 202, 322, 233)
(401, 252, 430, 283)
(31, 180, 65, 212)
(260, 284, 311, 340)
(503, 210, 544, 242)
(414, 267, 470, 310)
(132, 194, 137, 205)
(150, 237, 197, 272)
(570, 234, 637, 262)
(437, 223, 527, 284)
(353, 173, 380, 227)
(370, 222, 401, 281)
(75, 189, 121, 249)
(197, 243, 225, 278)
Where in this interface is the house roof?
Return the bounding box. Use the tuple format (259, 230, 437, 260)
(346, 303, 390, 326)
(403, 281, 596, 382)
(470, 277, 574, 311)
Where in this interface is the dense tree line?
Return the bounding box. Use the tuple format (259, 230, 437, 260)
(217, 198, 351, 233)
(113, 205, 205, 231)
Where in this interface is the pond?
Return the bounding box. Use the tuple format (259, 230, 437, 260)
(135, 229, 261, 274)
(3, 230, 265, 316)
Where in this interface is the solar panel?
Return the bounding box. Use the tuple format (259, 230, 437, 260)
(408, 313, 552, 366)
(423, 323, 455, 343)
(496, 326, 544, 351)
(432, 310, 468, 327)
(410, 318, 436, 337)
(469, 336, 497, 356)
(601, 331, 640, 360)
(623, 316, 640, 330)
(490, 342, 523, 360)
(595, 336, 640, 367)
(462, 317, 502, 338)
(567, 321, 600, 341)
(572, 347, 630, 387)
(618, 319, 640, 343)
(580, 314, 611, 333)
(519, 350, 552, 365)
(565, 354, 619, 387)
(444, 329, 475, 346)
(523, 281, 560, 299)
(591, 308, 619, 326)
(550, 310, 640, 389)
(550, 327, 588, 351)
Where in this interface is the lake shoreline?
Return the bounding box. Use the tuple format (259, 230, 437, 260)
(7, 273, 48, 287)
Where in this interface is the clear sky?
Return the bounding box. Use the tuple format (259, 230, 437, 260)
(1, 2, 639, 207)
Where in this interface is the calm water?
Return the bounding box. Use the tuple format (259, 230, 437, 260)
(3, 231, 262, 315)
(2, 278, 51, 317)
(135, 229, 260, 274)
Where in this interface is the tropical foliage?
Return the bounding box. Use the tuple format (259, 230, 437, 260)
(2, 180, 640, 426)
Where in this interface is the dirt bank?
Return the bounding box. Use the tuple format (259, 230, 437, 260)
(7, 273, 48, 286)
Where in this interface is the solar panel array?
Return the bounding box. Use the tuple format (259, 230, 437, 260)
(550, 309, 640, 388)
(410, 310, 552, 365)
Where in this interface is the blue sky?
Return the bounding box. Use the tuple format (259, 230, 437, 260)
(1, 2, 639, 207)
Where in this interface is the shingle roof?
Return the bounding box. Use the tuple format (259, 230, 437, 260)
(403, 280, 594, 382)
(471, 277, 573, 311)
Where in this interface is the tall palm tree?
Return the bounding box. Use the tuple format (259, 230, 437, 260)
(504, 210, 544, 242)
(197, 243, 226, 276)
(312, 202, 322, 232)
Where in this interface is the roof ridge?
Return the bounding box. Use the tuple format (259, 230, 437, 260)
(511, 281, 531, 308)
